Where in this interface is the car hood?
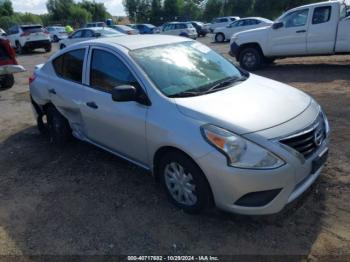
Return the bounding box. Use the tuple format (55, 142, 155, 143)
(175, 74, 311, 135)
(234, 25, 271, 38)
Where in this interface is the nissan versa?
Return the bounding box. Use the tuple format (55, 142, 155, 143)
(29, 35, 330, 215)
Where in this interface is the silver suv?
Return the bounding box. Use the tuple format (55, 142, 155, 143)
(29, 35, 330, 215)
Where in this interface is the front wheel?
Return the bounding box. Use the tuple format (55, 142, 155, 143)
(158, 152, 212, 214)
(215, 33, 225, 43)
(239, 47, 263, 71)
(15, 41, 24, 54)
(45, 44, 52, 52)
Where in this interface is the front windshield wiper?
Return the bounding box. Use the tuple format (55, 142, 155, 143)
(168, 91, 203, 98)
(168, 76, 248, 98)
(203, 76, 247, 94)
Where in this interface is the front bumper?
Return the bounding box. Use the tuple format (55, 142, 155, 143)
(229, 42, 239, 57)
(196, 137, 329, 215)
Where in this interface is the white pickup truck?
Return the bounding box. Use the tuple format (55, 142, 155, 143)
(230, 1, 350, 70)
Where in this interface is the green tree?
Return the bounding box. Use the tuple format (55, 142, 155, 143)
(46, 0, 75, 22)
(0, 0, 13, 16)
(78, 0, 109, 21)
(69, 5, 92, 27)
(163, 0, 181, 21)
(202, 0, 222, 22)
(181, 0, 201, 21)
(150, 0, 162, 25)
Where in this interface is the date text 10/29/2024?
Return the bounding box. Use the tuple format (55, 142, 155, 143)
(127, 256, 220, 261)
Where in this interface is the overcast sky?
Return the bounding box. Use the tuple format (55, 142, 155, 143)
(11, 0, 126, 16)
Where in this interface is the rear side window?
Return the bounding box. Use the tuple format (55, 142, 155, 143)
(313, 6, 331, 24)
(90, 49, 136, 92)
(21, 26, 43, 33)
(53, 49, 85, 83)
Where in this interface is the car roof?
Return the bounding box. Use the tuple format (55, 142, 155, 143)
(85, 35, 191, 51)
(237, 17, 273, 23)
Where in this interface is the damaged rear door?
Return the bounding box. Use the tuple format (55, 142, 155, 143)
(49, 47, 88, 138)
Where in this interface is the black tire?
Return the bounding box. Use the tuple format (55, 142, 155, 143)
(239, 47, 263, 71)
(46, 105, 72, 145)
(53, 35, 59, 42)
(60, 44, 66, 50)
(158, 151, 212, 214)
(0, 74, 14, 90)
(15, 41, 24, 54)
(45, 44, 52, 52)
(37, 115, 48, 135)
(215, 33, 225, 43)
(264, 57, 276, 65)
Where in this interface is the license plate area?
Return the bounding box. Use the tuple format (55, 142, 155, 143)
(311, 149, 328, 174)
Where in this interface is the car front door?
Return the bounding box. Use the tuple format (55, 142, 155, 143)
(268, 8, 310, 56)
(68, 30, 84, 45)
(80, 47, 148, 166)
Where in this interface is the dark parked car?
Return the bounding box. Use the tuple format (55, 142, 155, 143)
(131, 24, 160, 34)
(190, 21, 210, 37)
(0, 37, 25, 90)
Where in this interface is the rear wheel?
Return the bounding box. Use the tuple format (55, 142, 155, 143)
(215, 33, 225, 43)
(239, 47, 263, 71)
(15, 41, 24, 54)
(0, 74, 14, 90)
(45, 44, 52, 52)
(158, 151, 212, 214)
(46, 105, 72, 145)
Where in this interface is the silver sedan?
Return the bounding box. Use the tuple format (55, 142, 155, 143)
(29, 35, 330, 215)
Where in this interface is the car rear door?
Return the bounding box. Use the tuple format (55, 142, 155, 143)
(268, 8, 310, 56)
(48, 47, 88, 137)
(80, 46, 148, 166)
(307, 5, 336, 54)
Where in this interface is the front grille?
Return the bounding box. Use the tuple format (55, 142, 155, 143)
(280, 114, 326, 159)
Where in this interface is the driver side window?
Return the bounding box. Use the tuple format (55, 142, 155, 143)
(71, 30, 83, 38)
(89, 49, 137, 93)
(282, 9, 309, 28)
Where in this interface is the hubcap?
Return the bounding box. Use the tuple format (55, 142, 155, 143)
(164, 162, 197, 206)
(217, 34, 224, 42)
(243, 52, 257, 68)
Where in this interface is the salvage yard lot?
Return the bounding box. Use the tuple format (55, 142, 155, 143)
(0, 36, 349, 257)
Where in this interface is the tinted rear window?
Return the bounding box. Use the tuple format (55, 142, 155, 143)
(21, 26, 43, 33)
(53, 49, 85, 83)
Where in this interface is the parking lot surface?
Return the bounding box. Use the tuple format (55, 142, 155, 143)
(0, 37, 349, 257)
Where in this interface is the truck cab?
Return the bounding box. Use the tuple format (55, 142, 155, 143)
(230, 1, 350, 70)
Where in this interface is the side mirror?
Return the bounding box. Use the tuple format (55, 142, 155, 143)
(272, 22, 283, 30)
(112, 85, 137, 102)
(94, 32, 102, 37)
(2, 33, 7, 36)
(112, 85, 151, 105)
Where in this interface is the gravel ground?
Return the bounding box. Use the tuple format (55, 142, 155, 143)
(0, 36, 349, 258)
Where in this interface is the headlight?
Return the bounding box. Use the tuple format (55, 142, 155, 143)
(201, 124, 285, 169)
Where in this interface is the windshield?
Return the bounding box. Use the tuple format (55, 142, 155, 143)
(130, 41, 245, 97)
(98, 28, 124, 35)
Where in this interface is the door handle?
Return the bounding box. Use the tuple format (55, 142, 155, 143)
(86, 101, 98, 109)
(48, 88, 56, 95)
(296, 30, 306, 33)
